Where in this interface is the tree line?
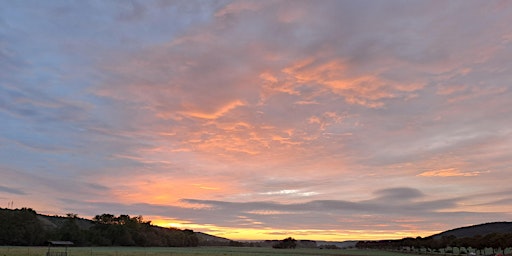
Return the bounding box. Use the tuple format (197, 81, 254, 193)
(272, 237, 297, 249)
(0, 207, 198, 247)
(356, 233, 512, 255)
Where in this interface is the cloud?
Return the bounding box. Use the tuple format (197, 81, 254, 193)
(51, 186, 478, 233)
(259, 189, 319, 197)
(179, 100, 245, 120)
(418, 168, 488, 177)
(214, 1, 265, 18)
(171, 187, 496, 231)
(373, 187, 425, 200)
(279, 57, 424, 108)
(0, 185, 27, 195)
(186, 188, 442, 215)
(474, 198, 512, 207)
(89, 1, 512, 179)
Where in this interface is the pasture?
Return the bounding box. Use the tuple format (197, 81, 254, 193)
(0, 246, 421, 256)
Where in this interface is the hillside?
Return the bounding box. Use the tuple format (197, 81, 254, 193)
(430, 222, 512, 239)
(195, 232, 232, 246)
(38, 214, 94, 230)
(37, 213, 232, 245)
(0, 208, 212, 246)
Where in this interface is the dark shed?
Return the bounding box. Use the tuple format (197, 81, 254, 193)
(46, 241, 74, 256)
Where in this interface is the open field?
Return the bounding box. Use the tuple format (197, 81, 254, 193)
(0, 246, 422, 256)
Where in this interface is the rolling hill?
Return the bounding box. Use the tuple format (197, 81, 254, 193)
(430, 222, 512, 239)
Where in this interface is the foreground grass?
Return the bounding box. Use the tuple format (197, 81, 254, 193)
(0, 246, 422, 256)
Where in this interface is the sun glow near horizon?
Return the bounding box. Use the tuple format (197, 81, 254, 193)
(150, 217, 440, 241)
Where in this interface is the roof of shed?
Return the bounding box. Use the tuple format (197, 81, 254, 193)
(48, 241, 74, 245)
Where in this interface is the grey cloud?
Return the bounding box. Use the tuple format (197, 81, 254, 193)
(0, 185, 27, 195)
(464, 189, 512, 207)
(373, 187, 425, 200)
(180, 187, 467, 226)
(183, 194, 456, 216)
(0, 83, 88, 123)
(474, 198, 512, 207)
(47, 186, 510, 232)
(0, 167, 114, 211)
(84, 183, 110, 192)
(173, 188, 492, 231)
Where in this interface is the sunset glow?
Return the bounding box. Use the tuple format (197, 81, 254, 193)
(2, 0, 512, 241)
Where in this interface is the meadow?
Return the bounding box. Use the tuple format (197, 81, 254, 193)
(0, 246, 422, 256)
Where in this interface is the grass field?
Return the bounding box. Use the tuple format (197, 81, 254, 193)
(0, 246, 423, 256)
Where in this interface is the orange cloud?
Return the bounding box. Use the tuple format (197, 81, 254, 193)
(179, 100, 245, 120)
(418, 168, 488, 177)
(279, 57, 423, 108)
(282, 58, 348, 86)
(105, 175, 242, 206)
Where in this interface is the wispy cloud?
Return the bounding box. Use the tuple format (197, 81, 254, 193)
(179, 100, 245, 120)
(418, 168, 489, 177)
(0, 185, 26, 195)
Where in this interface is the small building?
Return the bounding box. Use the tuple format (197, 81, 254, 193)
(46, 241, 74, 256)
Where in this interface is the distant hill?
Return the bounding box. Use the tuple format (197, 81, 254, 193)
(430, 222, 512, 239)
(37, 214, 94, 230)
(195, 232, 232, 246)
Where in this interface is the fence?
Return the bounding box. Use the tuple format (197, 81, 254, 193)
(47, 252, 68, 256)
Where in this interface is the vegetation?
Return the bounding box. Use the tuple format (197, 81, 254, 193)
(0, 208, 198, 247)
(356, 233, 512, 255)
(272, 237, 297, 249)
(0, 208, 45, 245)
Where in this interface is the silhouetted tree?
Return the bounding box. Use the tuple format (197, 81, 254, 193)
(57, 213, 84, 245)
(0, 208, 45, 245)
(273, 237, 297, 249)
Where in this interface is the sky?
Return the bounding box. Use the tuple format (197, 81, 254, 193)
(1, 0, 512, 241)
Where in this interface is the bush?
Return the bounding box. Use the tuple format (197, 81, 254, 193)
(273, 237, 297, 249)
